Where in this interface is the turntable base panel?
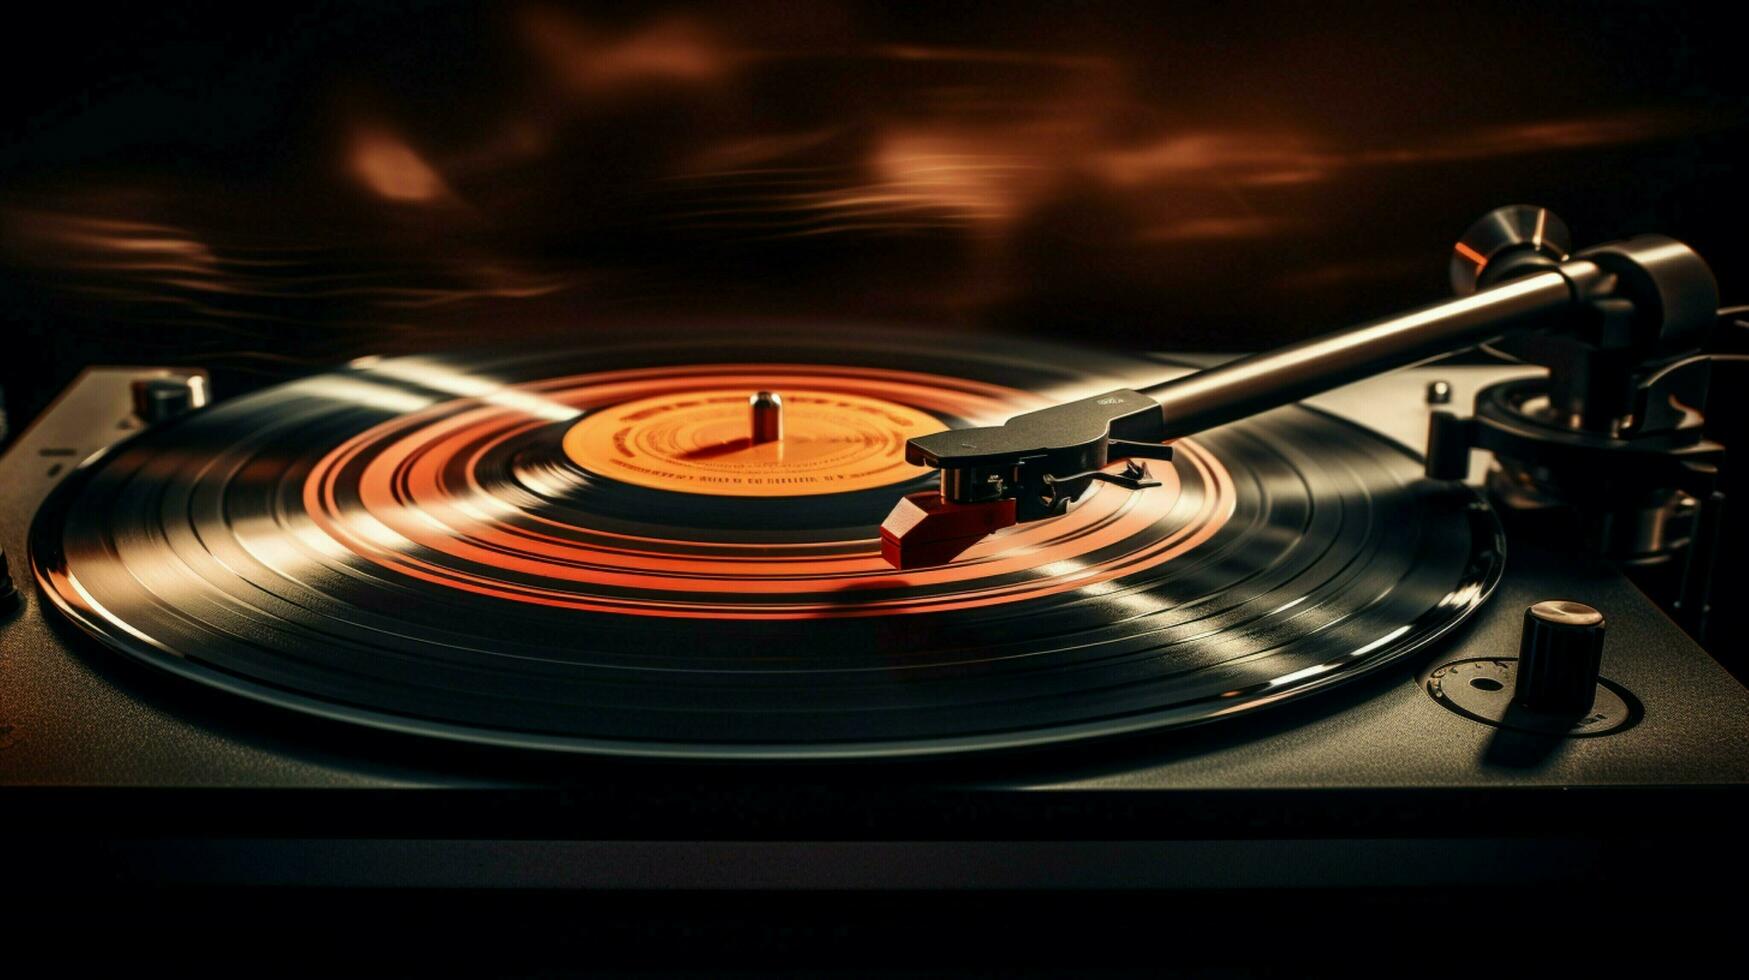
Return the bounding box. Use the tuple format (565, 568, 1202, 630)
(2, 366, 1745, 854)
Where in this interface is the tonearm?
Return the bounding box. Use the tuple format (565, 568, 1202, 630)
(881, 206, 1725, 595)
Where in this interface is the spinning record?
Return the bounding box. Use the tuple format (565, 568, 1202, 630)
(31, 329, 1504, 758)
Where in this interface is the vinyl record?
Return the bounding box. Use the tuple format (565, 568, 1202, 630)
(31, 328, 1504, 758)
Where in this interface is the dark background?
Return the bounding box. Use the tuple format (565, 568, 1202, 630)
(1, 0, 1744, 429)
(1, 9, 1744, 962)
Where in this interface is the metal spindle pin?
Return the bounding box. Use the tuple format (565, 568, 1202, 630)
(750, 391, 783, 445)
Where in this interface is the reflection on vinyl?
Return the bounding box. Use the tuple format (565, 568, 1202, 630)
(31, 330, 1503, 758)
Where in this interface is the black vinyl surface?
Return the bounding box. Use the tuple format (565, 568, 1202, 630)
(29, 332, 1504, 758)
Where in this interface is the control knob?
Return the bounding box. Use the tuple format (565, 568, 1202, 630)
(1515, 600, 1606, 715)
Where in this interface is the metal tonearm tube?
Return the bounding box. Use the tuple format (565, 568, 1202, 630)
(880, 211, 1719, 569)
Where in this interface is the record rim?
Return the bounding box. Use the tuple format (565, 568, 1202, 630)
(28, 379, 1507, 762)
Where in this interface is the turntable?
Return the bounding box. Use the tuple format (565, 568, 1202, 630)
(2, 209, 1746, 963)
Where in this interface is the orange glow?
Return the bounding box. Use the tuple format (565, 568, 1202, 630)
(1138, 216, 1288, 242)
(865, 133, 1038, 223)
(1, 203, 574, 318)
(4, 8, 1723, 347)
(672, 110, 1694, 248)
(520, 6, 727, 94)
(348, 129, 452, 203)
(1347, 110, 1713, 169)
(871, 44, 1113, 71)
(8, 212, 219, 271)
(1099, 132, 1326, 187)
(685, 128, 844, 172)
(302, 363, 1237, 618)
(1454, 241, 1488, 266)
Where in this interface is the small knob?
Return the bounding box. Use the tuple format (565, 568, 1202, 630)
(1515, 600, 1605, 714)
(132, 377, 200, 424)
(1450, 205, 1572, 296)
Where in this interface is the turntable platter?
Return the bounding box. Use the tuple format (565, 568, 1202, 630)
(29, 330, 1503, 758)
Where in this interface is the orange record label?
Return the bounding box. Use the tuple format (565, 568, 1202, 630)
(562, 388, 947, 496)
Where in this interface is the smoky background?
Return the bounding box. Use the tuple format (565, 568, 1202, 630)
(1, 1, 1743, 426)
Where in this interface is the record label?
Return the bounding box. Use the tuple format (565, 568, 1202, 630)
(561, 387, 944, 496)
